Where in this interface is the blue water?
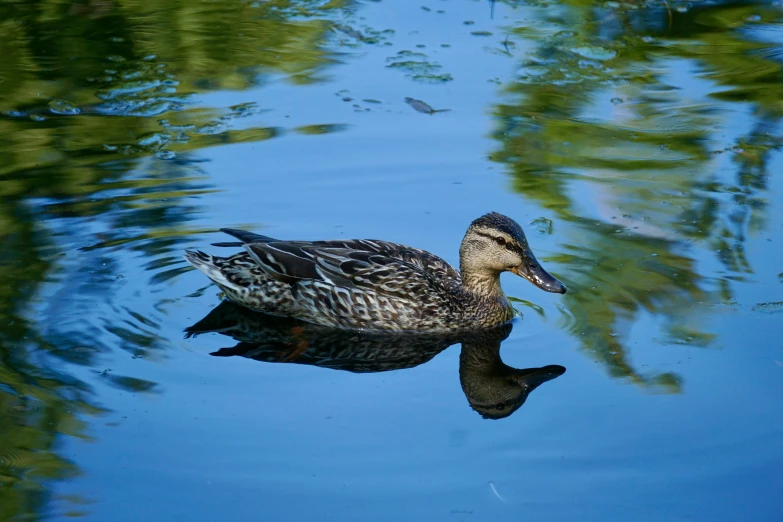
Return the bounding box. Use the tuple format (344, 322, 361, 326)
(1, 0, 782, 520)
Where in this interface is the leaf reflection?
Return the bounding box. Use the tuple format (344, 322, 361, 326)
(491, 0, 782, 389)
(0, 0, 370, 517)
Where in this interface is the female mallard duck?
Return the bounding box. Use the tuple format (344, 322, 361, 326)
(184, 212, 565, 331)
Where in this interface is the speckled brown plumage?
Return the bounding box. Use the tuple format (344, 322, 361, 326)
(184, 212, 566, 331)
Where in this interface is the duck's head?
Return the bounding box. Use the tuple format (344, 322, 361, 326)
(459, 212, 566, 294)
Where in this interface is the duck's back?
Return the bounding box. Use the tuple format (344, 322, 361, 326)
(186, 233, 467, 331)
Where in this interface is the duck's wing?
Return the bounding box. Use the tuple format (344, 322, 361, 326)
(211, 227, 461, 289)
(307, 239, 461, 286)
(242, 240, 457, 298)
(351, 240, 461, 287)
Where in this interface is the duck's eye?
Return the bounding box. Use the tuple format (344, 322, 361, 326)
(494, 236, 506, 246)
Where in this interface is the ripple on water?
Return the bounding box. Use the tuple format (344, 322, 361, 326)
(2, 397, 42, 417)
(0, 449, 34, 473)
(556, 303, 581, 334)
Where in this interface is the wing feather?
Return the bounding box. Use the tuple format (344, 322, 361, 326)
(242, 239, 459, 299)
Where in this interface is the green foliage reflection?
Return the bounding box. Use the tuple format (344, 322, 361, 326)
(0, 0, 353, 517)
(492, 0, 782, 389)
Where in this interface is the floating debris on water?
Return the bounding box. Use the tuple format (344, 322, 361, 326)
(489, 481, 507, 504)
(752, 302, 783, 314)
(330, 23, 393, 46)
(386, 50, 453, 83)
(332, 23, 364, 41)
(404, 97, 450, 114)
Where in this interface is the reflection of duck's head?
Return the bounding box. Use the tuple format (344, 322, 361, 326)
(458, 325, 565, 420)
(186, 302, 565, 419)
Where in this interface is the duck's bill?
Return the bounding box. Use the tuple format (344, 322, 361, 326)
(510, 260, 567, 294)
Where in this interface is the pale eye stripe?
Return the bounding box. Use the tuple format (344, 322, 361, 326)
(473, 230, 510, 241)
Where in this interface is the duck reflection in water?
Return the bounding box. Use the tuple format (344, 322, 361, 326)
(186, 302, 565, 419)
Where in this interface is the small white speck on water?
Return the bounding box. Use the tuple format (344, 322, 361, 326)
(489, 481, 507, 503)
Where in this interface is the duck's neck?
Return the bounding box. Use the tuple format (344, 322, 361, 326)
(457, 270, 514, 326)
(460, 269, 505, 299)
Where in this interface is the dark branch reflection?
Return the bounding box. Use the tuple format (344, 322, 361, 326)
(186, 302, 566, 420)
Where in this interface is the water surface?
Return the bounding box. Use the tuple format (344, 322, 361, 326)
(1, 0, 782, 520)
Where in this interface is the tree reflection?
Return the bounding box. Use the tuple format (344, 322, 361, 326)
(0, 0, 358, 517)
(1, 0, 781, 516)
(491, 0, 781, 388)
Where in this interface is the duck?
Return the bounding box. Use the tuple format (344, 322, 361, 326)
(184, 212, 566, 331)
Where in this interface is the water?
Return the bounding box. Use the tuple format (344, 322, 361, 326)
(1, 0, 782, 520)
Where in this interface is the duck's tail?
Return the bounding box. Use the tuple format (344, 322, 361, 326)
(211, 228, 276, 247)
(184, 250, 236, 291)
